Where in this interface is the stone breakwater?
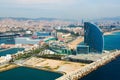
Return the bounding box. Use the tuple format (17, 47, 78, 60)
(56, 50, 120, 80)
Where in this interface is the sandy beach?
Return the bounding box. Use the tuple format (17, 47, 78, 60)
(104, 30, 120, 35)
(0, 64, 19, 72)
(23, 57, 87, 74)
(67, 37, 84, 49)
(67, 30, 120, 49)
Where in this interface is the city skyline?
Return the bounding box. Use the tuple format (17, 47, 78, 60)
(0, 0, 120, 20)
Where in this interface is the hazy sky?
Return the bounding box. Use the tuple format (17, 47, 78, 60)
(0, 0, 120, 20)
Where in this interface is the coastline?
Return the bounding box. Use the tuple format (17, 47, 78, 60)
(104, 30, 120, 35)
(0, 63, 64, 75)
(1, 30, 120, 79)
(21, 57, 87, 74)
(21, 65, 65, 75)
(0, 64, 19, 72)
(70, 30, 120, 46)
(0, 48, 13, 53)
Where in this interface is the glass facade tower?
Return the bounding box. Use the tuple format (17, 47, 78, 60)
(84, 22, 104, 53)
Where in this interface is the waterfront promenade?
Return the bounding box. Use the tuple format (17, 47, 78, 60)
(56, 50, 120, 80)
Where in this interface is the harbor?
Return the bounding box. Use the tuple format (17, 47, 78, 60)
(14, 57, 87, 74)
(0, 49, 120, 80)
(0, 27, 120, 80)
(0, 66, 63, 80)
(0, 0, 119, 79)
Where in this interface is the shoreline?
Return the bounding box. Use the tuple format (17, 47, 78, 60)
(0, 64, 19, 72)
(0, 48, 13, 53)
(104, 30, 120, 35)
(21, 57, 87, 74)
(0, 57, 86, 75)
(70, 30, 120, 46)
(0, 63, 64, 75)
(21, 65, 65, 75)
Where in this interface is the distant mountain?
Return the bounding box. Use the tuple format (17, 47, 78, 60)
(94, 16, 120, 21)
(0, 17, 58, 21)
(33, 17, 59, 21)
(0, 17, 29, 21)
(0, 17, 76, 21)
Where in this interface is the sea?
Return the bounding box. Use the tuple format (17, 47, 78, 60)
(104, 32, 120, 50)
(0, 31, 120, 80)
(80, 31, 120, 80)
(80, 56, 120, 80)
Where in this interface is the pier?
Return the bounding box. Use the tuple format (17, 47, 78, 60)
(56, 50, 120, 80)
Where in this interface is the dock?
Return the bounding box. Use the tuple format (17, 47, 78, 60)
(56, 50, 120, 80)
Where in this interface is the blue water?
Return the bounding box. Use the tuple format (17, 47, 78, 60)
(0, 67, 62, 80)
(80, 31, 120, 80)
(1, 32, 120, 50)
(80, 32, 120, 50)
(0, 48, 24, 56)
(80, 56, 120, 80)
(0, 48, 4, 50)
(0, 32, 120, 80)
(0, 37, 62, 80)
(104, 32, 120, 50)
(0, 37, 15, 44)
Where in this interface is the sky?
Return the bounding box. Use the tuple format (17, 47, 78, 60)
(0, 0, 120, 20)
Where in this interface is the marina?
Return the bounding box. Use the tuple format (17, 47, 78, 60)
(0, 48, 24, 56)
(0, 31, 120, 80)
(0, 37, 15, 44)
(0, 1, 120, 79)
(0, 67, 63, 80)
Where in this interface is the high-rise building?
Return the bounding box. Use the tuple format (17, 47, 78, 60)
(84, 22, 104, 53)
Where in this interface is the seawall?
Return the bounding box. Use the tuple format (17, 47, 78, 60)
(56, 50, 120, 80)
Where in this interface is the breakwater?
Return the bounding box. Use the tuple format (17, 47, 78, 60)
(56, 50, 120, 80)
